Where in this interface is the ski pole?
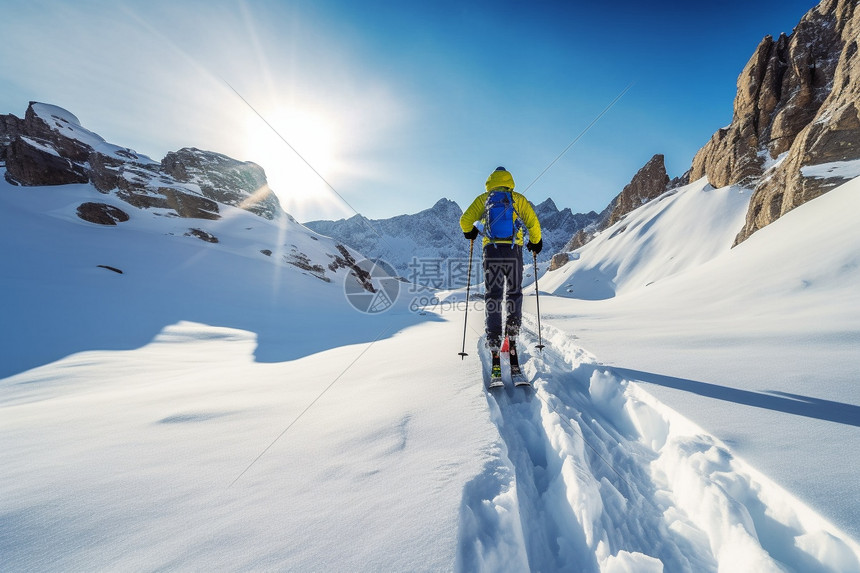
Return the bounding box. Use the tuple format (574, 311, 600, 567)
(458, 238, 475, 359)
(533, 251, 545, 352)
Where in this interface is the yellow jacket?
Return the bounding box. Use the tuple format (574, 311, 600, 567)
(460, 190, 542, 247)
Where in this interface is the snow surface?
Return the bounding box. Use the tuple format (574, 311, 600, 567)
(538, 176, 860, 545)
(540, 178, 752, 300)
(2, 169, 859, 571)
(801, 158, 860, 180)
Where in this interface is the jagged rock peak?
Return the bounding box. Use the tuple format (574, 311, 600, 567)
(1, 102, 285, 221)
(432, 197, 458, 209)
(426, 198, 463, 218)
(557, 154, 669, 254)
(732, 0, 860, 244)
(535, 197, 558, 213)
(604, 154, 670, 229)
(690, 0, 852, 192)
(161, 147, 281, 220)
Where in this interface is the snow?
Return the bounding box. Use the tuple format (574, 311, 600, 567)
(801, 158, 860, 179)
(540, 178, 751, 299)
(2, 167, 859, 571)
(455, 318, 859, 572)
(760, 149, 789, 172)
(536, 175, 860, 547)
(29, 102, 159, 165)
(0, 176, 483, 570)
(20, 135, 61, 157)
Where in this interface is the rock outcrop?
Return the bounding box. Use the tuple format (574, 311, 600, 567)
(76, 202, 130, 226)
(560, 154, 675, 255)
(161, 148, 280, 220)
(549, 252, 570, 271)
(689, 0, 859, 244)
(1, 102, 284, 222)
(736, 0, 859, 244)
(603, 154, 671, 229)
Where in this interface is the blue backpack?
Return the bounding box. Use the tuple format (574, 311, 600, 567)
(484, 189, 522, 243)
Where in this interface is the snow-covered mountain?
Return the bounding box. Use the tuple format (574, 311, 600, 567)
(305, 198, 466, 281)
(0, 102, 386, 294)
(532, 197, 600, 258)
(305, 195, 598, 282)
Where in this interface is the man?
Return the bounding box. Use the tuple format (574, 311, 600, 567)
(460, 166, 542, 385)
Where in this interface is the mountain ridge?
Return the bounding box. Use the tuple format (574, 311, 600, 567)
(0, 101, 386, 293)
(305, 194, 600, 279)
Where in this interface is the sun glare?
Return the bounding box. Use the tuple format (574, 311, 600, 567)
(243, 107, 344, 221)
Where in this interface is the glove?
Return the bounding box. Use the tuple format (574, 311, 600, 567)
(526, 239, 543, 254)
(463, 227, 479, 241)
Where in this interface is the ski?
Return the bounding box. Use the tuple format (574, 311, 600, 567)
(488, 377, 505, 389)
(507, 338, 530, 387)
(511, 368, 531, 387)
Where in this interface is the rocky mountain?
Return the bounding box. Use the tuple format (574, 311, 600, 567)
(690, 0, 859, 244)
(554, 0, 859, 260)
(0, 102, 378, 289)
(306, 198, 466, 283)
(306, 196, 598, 283)
(1, 102, 282, 221)
(602, 154, 674, 229)
(553, 154, 684, 269)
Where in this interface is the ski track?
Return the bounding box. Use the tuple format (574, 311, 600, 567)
(456, 312, 860, 573)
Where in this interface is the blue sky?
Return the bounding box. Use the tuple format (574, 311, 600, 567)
(1, 0, 818, 221)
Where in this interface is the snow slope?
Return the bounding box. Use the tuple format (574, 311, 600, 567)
(536, 175, 860, 543)
(540, 177, 752, 299)
(2, 168, 859, 571)
(0, 178, 412, 379)
(0, 175, 486, 570)
(458, 320, 859, 572)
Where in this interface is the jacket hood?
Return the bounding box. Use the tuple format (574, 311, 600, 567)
(485, 168, 515, 191)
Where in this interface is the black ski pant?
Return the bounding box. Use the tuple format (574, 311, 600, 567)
(483, 243, 523, 350)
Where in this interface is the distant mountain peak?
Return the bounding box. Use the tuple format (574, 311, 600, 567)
(432, 197, 458, 208)
(305, 196, 598, 275)
(536, 197, 558, 213)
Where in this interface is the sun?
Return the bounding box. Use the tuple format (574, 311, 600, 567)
(242, 107, 343, 220)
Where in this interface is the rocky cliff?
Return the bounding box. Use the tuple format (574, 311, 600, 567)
(690, 0, 859, 244)
(603, 154, 673, 229)
(1, 102, 283, 221)
(560, 154, 680, 255)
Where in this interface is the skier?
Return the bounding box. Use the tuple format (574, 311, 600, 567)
(460, 166, 542, 386)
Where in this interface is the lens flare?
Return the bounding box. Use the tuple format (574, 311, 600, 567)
(242, 107, 341, 221)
